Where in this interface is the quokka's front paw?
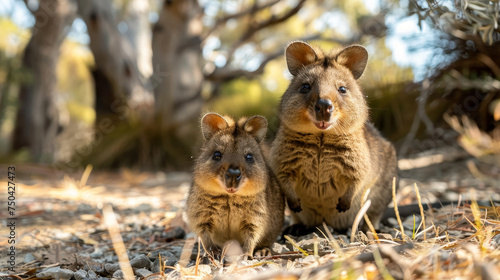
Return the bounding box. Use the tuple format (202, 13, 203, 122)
(336, 197, 351, 212)
(253, 248, 271, 258)
(288, 198, 302, 213)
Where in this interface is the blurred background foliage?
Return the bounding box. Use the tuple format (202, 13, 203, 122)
(0, 0, 498, 171)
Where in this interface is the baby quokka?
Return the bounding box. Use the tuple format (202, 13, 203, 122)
(185, 113, 299, 258)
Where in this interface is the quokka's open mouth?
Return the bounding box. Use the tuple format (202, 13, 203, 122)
(315, 121, 331, 130)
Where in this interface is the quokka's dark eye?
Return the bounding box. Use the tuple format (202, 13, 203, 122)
(245, 154, 254, 163)
(212, 151, 222, 161)
(299, 83, 311, 94)
(338, 86, 347, 94)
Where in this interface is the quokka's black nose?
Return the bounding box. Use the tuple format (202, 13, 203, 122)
(225, 168, 242, 181)
(315, 98, 333, 120)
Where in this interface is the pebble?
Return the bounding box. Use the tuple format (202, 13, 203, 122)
(104, 263, 121, 274)
(387, 217, 398, 227)
(135, 268, 152, 277)
(77, 203, 94, 212)
(90, 247, 105, 258)
(337, 235, 350, 245)
(130, 254, 153, 269)
(169, 246, 184, 259)
(74, 269, 87, 280)
(36, 267, 74, 280)
(301, 255, 317, 263)
(297, 235, 328, 251)
(24, 253, 36, 263)
(403, 215, 421, 230)
(491, 234, 500, 248)
(113, 270, 124, 279)
(271, 242, 290, 254)
(151, 259, 161, 273)
(136, 203, 153, 212)
(150, 250, 178, 266)
(74, 269, 99, 280)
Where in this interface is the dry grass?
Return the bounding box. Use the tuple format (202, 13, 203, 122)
(162, 187, 500, 280)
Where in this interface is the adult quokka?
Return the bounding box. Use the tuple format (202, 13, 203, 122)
(271, 41, 397, 232)
(185, 113, 300, 258)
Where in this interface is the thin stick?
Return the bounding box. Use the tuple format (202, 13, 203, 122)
(284, 235, 309, 256)
(351, 199, 372, 243)
(361, 188, 379, 243)
(103, 204, 135, 280)
(414, 183, 426, 241)
(321, 222, 344, 257)
(79, 164, 93, 188)
(392, 177, 406, 242)
(179, 237, 196, 267)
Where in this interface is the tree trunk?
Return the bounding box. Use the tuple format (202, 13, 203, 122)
(13, 0, 76, 162)
(77, 0, 151, 126)
(152, 0, 204, 128)
(122, 0, 152, 79)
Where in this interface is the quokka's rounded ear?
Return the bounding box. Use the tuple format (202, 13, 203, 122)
(285, 41, 318, 76)
(243, 116, 268, 143)
(335, 45, 368, 80)
(201, 113, 229, 140)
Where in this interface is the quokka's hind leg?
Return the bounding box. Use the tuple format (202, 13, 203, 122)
(361, 211, 383, 233)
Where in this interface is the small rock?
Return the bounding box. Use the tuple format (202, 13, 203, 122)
(297, 235, 328, 251)
(301, 255, 317, 263)
(77, 203, 94, 212)
(151, 259, 161, 273)
(104, 263, 120, 274)
(337, 235, 349, 246)
(169, 246, 183, 259)
(150, 250, 178, 265)
(387, 217, 398, 227)
(74, 269, 87, 280)
(403, 215, 421, 230)
(130, 254, 153, 269)
(271, 243, 290, 254)
(24, 253, 36, 263)
(404, 230, 414, 238)
(90, 248, 104, 258)
(491, 234, 500, 248)
(135, 268, 152, 277)
(113, 270, 124, 279)
(36, 267, 74, 280)
(162, 226, 186, 239)
(444, 191, 459, 201)
(377, 233, 393, 240)
(136, 203, 153, 212)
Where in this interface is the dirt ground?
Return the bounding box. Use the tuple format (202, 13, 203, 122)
(1, 146, 499, 279)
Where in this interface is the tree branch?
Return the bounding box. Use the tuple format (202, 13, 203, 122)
(206, 50, 282, 83)
(225, 0, 307, 63)
(202, 0, 281, 41)
(206, 33, 362, 83)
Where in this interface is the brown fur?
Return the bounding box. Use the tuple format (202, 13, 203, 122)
(271, 41, 398, 231)
(185, 113, 292, 257)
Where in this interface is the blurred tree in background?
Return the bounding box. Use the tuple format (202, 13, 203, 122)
(0, 0, 498, 171)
